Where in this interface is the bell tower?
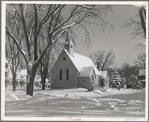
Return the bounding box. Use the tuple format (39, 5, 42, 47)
(64, 31, 74, 57)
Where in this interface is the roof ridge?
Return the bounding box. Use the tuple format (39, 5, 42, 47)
(63, 49, 102, 75)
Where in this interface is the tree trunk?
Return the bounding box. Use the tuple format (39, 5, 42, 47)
(12, 72, 16, 91)
(41, 73, 46, 90)
(26, 64, 37, 96)
(41, 68, 48, 90)
(139, 7, 146, 38)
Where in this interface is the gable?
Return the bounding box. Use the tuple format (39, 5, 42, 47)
(51, 49, 78, 73)
(51, 49, 102, 76)
(64, 49, 102, 76)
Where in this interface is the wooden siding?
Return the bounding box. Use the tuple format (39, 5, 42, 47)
(51, 50, 78, 88)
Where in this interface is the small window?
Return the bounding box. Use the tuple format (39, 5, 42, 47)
(5, 72, 8, 77)
(60, 70, 62, 80)
(5, 63, 8, 68)
(63, 57, 66, 61)
(83, 80, 85, 83)
(66, 69, 69, 80)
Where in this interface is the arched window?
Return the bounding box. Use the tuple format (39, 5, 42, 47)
(60, 70, 62, 80)
(66, 69, 69, 80)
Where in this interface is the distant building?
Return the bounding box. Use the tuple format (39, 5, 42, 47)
(5, 59, 27, 88)
(5, 59, 51, 89)
(127, 75, 138, 88)
(51, 39, 102, 90)
(137, 69, 146, 87)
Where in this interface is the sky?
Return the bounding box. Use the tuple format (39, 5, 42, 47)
(72, 5, 146, 68)
(4, 3, 146, 69)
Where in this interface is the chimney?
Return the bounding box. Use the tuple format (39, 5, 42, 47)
(64, 32, 74, 56)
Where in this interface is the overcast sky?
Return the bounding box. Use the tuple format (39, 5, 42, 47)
(73, 5, 146, 68)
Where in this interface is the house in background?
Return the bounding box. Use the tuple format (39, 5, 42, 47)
(127, 75, 138, 88)
(5, 60, 27, 88)
(137, 69, 146, 87)
(51, 38, 102, 90)
(100, 71, 110, 88)
(127, 69, 146, 88)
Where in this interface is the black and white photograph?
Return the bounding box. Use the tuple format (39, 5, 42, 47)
(1, 1, 148, 121)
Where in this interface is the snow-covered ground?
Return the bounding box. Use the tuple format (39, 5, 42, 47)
(4, 88, 145, 118)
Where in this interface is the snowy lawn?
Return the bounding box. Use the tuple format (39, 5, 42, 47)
(5, 88, 145, 117)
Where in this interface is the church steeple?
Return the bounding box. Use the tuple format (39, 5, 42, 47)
(64, 30, 74, 57)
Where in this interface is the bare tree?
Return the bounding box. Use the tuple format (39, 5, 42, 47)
(38, 31, 51, 90)
(119, 64, 139, 78)
(6, 36, 21, 91)
(135, 53, 146, 69)
(122, 6, 146, 46)
(6, 4, 111, 96)
(89, 50, 115, 71)
(120, 63, 131, 79)
(5, 8, 23, 91)
(139, 7, 146, 38)
(38, 24, 75, 90)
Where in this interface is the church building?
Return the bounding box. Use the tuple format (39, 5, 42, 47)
(51, 34, 102, 90)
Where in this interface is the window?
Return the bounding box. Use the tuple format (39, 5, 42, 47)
(66, 69, 69, 80)
(63, 57, 66, 61)
(60, 70, 62, 80)
(5, 63, 8, 68)
(5, 72, 8, 77)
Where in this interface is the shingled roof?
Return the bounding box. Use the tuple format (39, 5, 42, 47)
(64, 49, 102, 76)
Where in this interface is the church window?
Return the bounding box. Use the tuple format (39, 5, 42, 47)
(66, 69, 69, 80)
(5, 72, 8, 77)
(63, 57, 66, 61)
(60, 70, 62, 80)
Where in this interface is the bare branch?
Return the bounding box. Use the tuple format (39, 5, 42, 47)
(36, 5, 62, 37)
(89, 50, 115, 71)
(19, 4, 31, 57)
(55, 5, 78, 31)
(12, 4, 23, 21)
(6, 27, 28, 64)
(78, 23, 90, 43)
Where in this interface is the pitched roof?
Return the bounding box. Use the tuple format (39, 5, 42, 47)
(64, 49, 102, 76)
(79, 67, 94, 77)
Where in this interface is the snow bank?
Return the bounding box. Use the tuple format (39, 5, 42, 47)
(6, 93, 20, 101)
